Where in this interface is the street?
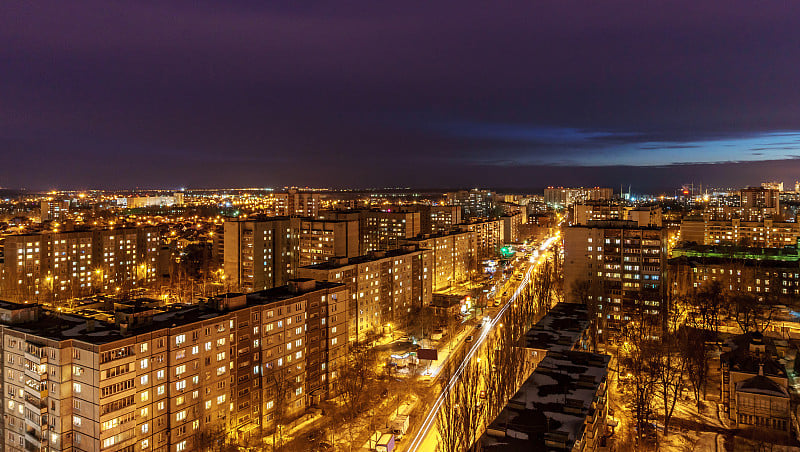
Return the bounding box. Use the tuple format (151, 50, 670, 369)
(404, 234, 561, 452)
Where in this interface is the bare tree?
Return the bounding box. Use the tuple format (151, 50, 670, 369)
(680, 327, 710, 411)
(264, 364, 292, 451)
(456, 357, 487, 451)
(731, 292, 775, 335)
(335, 346, 376, 420)
(692, 281, 724, 341)
(436, 357, 463, 452)
(656, 304, 687, 437)
(620, 311, 660, 445)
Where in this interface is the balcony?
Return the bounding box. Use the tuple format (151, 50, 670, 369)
(24, 343, 48, 365)
(24, 393, 47, 410)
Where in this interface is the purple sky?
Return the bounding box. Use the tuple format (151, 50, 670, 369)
(2, 1, 800, 192)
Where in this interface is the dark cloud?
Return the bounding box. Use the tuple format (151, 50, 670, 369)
(1, 1, 800, 190)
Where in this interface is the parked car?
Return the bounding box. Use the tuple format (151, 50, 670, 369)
(380, 388, 389, 398)
(466, 335, 474, 342)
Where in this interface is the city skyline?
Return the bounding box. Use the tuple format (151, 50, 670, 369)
(3, 1, 800, 190)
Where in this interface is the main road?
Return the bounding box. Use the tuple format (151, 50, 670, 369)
(404, 233, 561, 452)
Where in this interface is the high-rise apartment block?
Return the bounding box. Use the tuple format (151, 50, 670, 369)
(544, 187, 613, 207)
(115, 195, 181, 209)
(359, 211, 421, 253)
(500, 212, 525, 243)
(564, 221, 667, 339)
(224, 218, 361, 293)
(295, 219, 359, 267)
(40, 200, 70, 222)
(391, 205, 462, 235)
(0, 280, 347, 452)
(297, 246, 432, 343)
(460, 219, 504, 259)
(429, 206, 463, 234)
(402, 230, 477, 291)
(572, 204, 662, 227)
(273, 190, 320, 217)
(224, 218, 295, 292)
(446, 189, 495, 218)
(319, 210, 421, 254)
(0, 227, 162, 303)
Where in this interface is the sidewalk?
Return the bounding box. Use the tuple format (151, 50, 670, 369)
(420, 321, 476, 382)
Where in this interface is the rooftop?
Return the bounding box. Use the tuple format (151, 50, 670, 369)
(671, 244, 800, 263)
(736, 375, 789, 398)
(481, 350, 610, 451)
(524, 302, 590, 354)
(299, 246, 425, 270)
(2, 281, 344, 345)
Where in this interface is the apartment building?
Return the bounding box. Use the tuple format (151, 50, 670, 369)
(460, 219, 504, 260)
(0, 227, 162, 303)
(223, 218, 295, 292)
(482, 351, 610, 451)
(544, 187, 613, 206)
(564, 221, 667, 338)
(669, 245, 800, 301)
(0, 280, 347, 452)
(40, 200, 70, 222)
(224, 218, 359, 292)
(679, 218, 800, 247)
(296, 246, 433, 343)
(572, 204, 662, 227)
(295, 219, 359, 267)
(115, 195, 182, 209)
(317, 210, 421, 254)
(359, 211, 421, 253)
(273, 190, 320, 218)
(390, 205, 462, 235)
(402, 230, 477, 291)
(500, 212, 525, 243)
(446, 189, 494, 218)
(429, 206, 463, 234)
(482, 302, 609, 451)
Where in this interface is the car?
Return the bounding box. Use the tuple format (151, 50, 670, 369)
(479, 390, 486, 399)
(466, 335, 474, 342)
(380, 388, 389, 398)
(316, 441, 334, 451)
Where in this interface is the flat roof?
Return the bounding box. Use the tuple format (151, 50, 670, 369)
(481, 350, 610, 451)
(0, 300, 36, 311)
(299, 247, 426, 270)
(3, 281, 344, 345)
(524, 302, 590, 353)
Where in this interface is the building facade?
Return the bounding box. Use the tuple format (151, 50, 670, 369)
(564, 221, 667, 338)
(668, 245, 800, 302)
(0, 280, 348, 452)
(460, 219, 504, 260)
(223, 218, 295, 292)
(544, 187, 613, 207)
(679, 218, 800, 247)
(0, 227, 162, 303)
(446, 189, 494, 219)
(273, 190, 320, 218)
(297, 247, 433, 343)
(295, 219, 359, 267)
(402, 230, 477, 291)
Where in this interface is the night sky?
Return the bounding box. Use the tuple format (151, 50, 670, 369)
(3, 1, 800, 192)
